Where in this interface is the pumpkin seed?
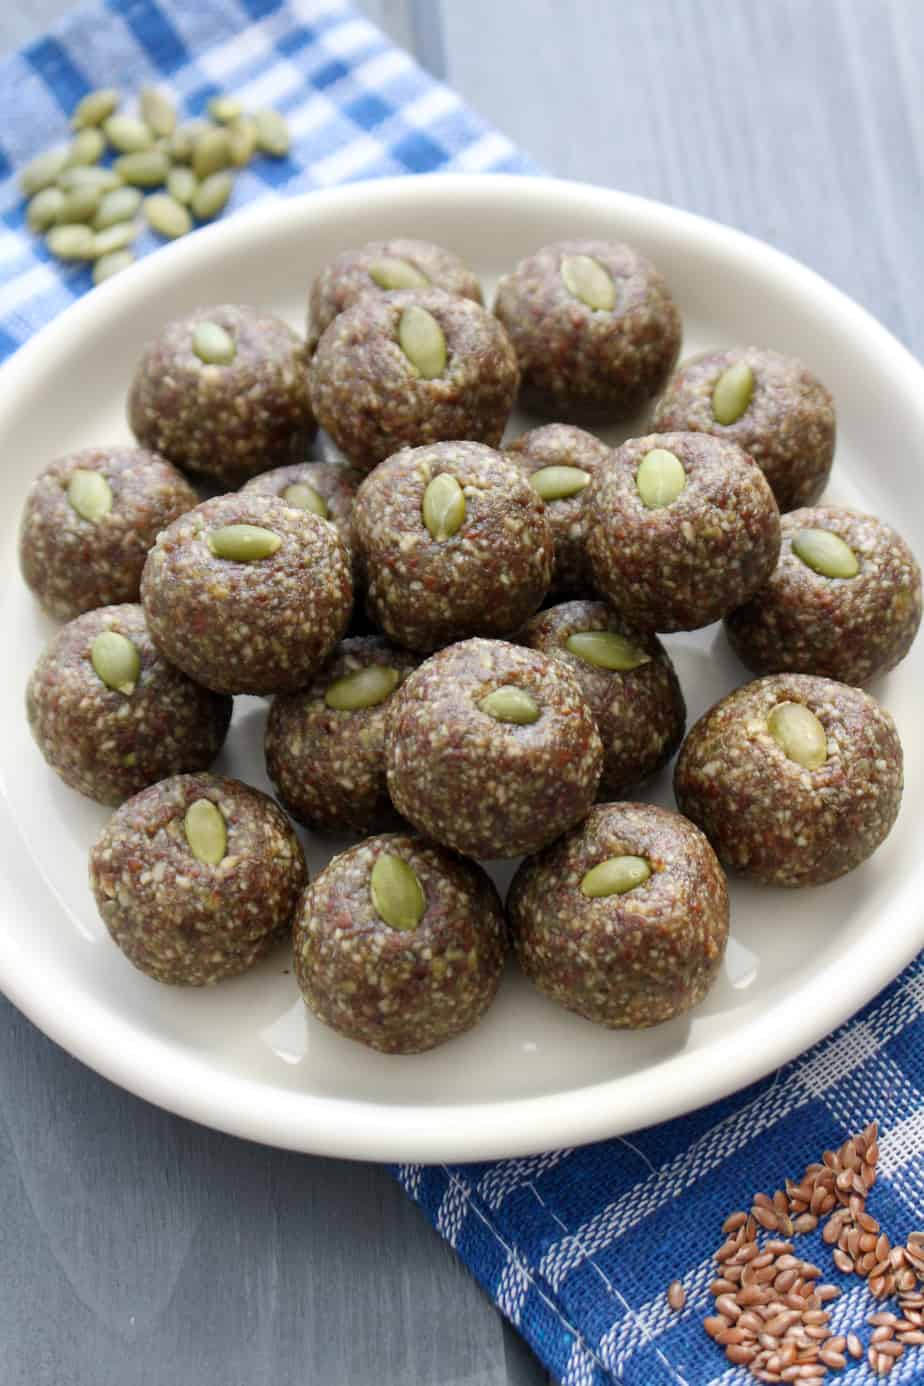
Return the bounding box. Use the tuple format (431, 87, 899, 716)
(166, 166, 197, 205)
(791, 527, 860, 579)
(227, 116, 258, 167)
(530, 465, 591, 501)
(145, 192, 192, 239)
(254, 108, 290, 156)
(193, 321, 236, 365)
(104, 114, 154, 154)
(398, 305, 447, 378)
(636, 447, 687, 509)
(560, 254, 616, 311)
(27, 187, 65, 233)
(46, 224, 97, 260)
(422, 473, 465, 540)
(208, 95, 243, 124)
(478, 686, 541, 725)
(712, 360, 755, 425)
(368, 257, 429, 290)
(325, 665, 400, 711)
(283, 482, 328, 518)
(140, 86, 176, 138)
(56, 185, 101, 224)
(20, 146, 69, 196)
(92, 222, 136, 257)
(192, 126, 230, 179)
(565, 630, 651, 671)
(580, 855, 651, 897)
(67, 128, 105, 166)
(59, 165, 121, 192)
(68, 468, 112, 521)
(114, 149, 169, 186)
(184, 799, 227, 866)
(90, 630, 140, 695)
(191, 171, 232, 221)
(767, 701, 828, 770)
(207, 524, 281, 560)
(94, 185, 143, 228)
(72, 88, 119, 129)
(93, 249, 134, 284)
(370, 854, 426, 931)
(169, 122, 206, 163)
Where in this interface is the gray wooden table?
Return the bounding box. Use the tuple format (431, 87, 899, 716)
(3, 3, 923, 1383)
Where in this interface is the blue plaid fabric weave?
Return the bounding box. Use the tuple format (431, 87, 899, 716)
(4, 3, 922, 1385)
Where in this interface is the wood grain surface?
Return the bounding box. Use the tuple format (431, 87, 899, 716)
(2, 2, 921, 1383)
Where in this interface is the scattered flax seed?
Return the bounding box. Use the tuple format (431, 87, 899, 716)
(667, 1280, 685, 1311)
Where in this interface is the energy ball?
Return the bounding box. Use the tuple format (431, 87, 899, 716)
(386, 638, 603, 859)
(266, 636, 419, 834)
(585, 431, 781, 632)
(141, 492, 352, 695)
(724, 507, 923, 686)
(307, 238, 483, 351)
(652, 347, 835, 513)
(293, 833, 506, 1054)
(674, 673, 903, 887)
(308, 288, 519, 473)
(241, 459, 362, 583)
(89, 773, 307, 985)
(508, 803, 728, 1029)
(506, 424, 611, 592)
(27, 604, 231, 806)
(493, 239, 681, 419)
(19, 446, 198, 622)
(353, 441, 552, 651)
(522, 600, 685, 795)
(128, 304, 315, 486)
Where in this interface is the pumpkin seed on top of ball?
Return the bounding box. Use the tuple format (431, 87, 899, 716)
(507, 423, 611, 593)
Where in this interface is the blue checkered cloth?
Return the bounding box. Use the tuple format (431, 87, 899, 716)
(4, 4, 922, 1385)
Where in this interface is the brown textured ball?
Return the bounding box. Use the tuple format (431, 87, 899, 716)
(89, 773, 307, 985)
(724, 507, 922, 686)
(19, 446, 198, 622)
(309, 288, 519, 472)
(27, 604, 231, 806)
(385, 638, 603, 859)
(141, 492, 352, 695)
(493, 239, 681, 418)
(652, 347, 835, 513)
(353, 441, 552, 652)
(508, 803, 729, 1029)
(241, 459, 362, 584)
(128, 304, 315, 485)
(293, 833, 506, 1054)
(585, 431, 781, 631)
(521, 600, 685, 795)
(266, 636, 419, 834)
(307, 238, 483, 351)
(674, 673, 903, 886)
(506, 424, 611, 592)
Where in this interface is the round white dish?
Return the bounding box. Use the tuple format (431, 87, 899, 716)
(0, 174, 921, 1163)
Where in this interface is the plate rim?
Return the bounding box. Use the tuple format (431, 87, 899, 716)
(2, 171, 923, 1163)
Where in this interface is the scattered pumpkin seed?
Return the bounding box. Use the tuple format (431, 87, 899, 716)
(104, 113, 154, 154)
(478, 686, 541, 725)
(145, 192, 192, 239)
(767, 701, 828, 770)
(56, 185, 101, 224)
(325, 664, 400, 711)
(636, 447, 687, 509)
(92, 222, 136, 257)
(27, 187, 65, 233)
(184, 799, 227, 866)
(166, 166, 197, 205)
(191, 171, 232, 221)
(208, 95, 243, 124)
(20, 146, 70, 197)
(283, 482, 328, 517)
(67, 128, 105, 166)
(192, 126, 231, 179)
(368, 256, 429, 290)
(254, 108, 290, 156)
(90, 630, 140, 695)
(93, 249, 134, 285)
(565, 630, 651, 671)
(530, 465, 591, 501)
(46, 223, 97, 260)
(140, 86, 176, 138)
(422, 473, 465, 540)
(207, 524, 280, 561)
(68, 468, 112, 522)
(399, 305, 447, 378)
(168, 121, 206, 163)
(71, 88, 119, 129)
(580, 855, 651, 898)
(791, 527, 860, 579)
(193, 321, 236, 365)
(58, 165, 121, 192)
(560, 253, 616, 311)
(227, 116, 258, 167)
(114, 149, 169, 186)
(712, 360, 755, 425)
(94, 185, 143, 229)
(370, 854, 426, 931)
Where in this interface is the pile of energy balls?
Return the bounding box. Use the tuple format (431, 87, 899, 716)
(20, 236, 922, 1054)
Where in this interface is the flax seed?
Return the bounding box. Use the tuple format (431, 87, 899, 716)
(899, 1330, 924, 1345)
(723, 1211, 748, 1234)
(793, 1214, 818, 1235)
(872, 1325, 895, 1343)
(833, 1249, 853, 1273)
(715, 1295, 740, 1320)
(755, 1207, 780, 1231)
(716, 1326, 748, 1346)
(847, 1334, 863, 1358)
(667, 1280, 685, 1311)
(878, 1341, 904, 1358)
(726, 1343, 758, 1364)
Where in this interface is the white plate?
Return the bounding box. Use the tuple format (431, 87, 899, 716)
(0, 174, 921, 1163)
